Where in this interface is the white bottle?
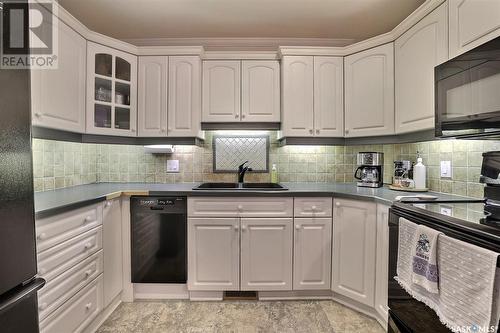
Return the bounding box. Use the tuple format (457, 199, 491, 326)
(413, 151, 426, 189)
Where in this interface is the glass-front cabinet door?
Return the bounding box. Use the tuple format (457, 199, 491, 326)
(87, 42, 137, 136)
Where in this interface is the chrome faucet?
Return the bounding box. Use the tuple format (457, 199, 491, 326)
(237, 161, 252, 183)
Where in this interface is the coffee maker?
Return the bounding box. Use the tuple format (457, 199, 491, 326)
(355, 152, 384, 188)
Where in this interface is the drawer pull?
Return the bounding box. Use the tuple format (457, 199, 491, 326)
(241, 225, 247, 231)
(38, 268, 46, 275)
(39, 303, 47, 310)
(85, 302, 92, 310)
(234, 225, 239, 231)
(311, 205, 317, 211)
(84, 216, 93, 223)
(336, 202, 341, 207)
(237, 205, 243, 211)
(85, 269, 93, 277)
(84, 242, 92, 250)
(105, 201, 112, 207)
(295, 224, 300, 230)
(37, 233, 46, 240)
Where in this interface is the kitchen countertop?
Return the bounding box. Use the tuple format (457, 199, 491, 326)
(34, 182, 475, 219)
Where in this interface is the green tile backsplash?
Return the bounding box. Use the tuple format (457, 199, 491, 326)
(33, 132, 500, 199)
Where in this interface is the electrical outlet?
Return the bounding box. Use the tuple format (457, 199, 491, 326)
(166, 159, 179, 173)
(440, 161, 452, 178)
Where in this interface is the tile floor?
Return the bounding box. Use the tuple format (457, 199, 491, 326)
(97, 300, 384, 333)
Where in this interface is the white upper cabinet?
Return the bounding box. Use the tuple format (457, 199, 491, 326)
(281, 56, 314, 136)
(395, 3, 448, 134)
(202, 61, 241, 122)
(344, 43, 395, 137)
(449, 0, 500, 57)
(332, 198, 377, 307)
(241, 61, 280, 122)
(86, 42, 137, 136)
(31, 19, 86, 133)
(314, 57, 344, 137)
(168, 56, 202, 137)
(138, 56, 167, 137)
(293, 217, 332, 290)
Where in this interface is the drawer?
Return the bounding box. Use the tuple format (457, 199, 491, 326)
(40, 274, 103, 333)
(294, 197, 333, 217)
(188, 197, 293, 217)
(38, 251, 103, 321)
(37, 226, 102, 282)
(36, 204, 102, 252)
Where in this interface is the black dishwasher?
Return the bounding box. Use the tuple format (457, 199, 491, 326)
(131, 197, 187, 283)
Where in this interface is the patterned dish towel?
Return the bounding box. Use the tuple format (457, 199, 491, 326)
(396, 218, 500, 333)
(411, 224, 442, 293)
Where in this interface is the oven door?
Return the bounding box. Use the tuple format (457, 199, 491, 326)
(435, 36, 500, 138)
(388, 209, 452, 333)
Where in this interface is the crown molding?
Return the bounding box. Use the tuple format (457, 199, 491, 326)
(137, 46, 205, 56)
(203, 51, 279, 60)
(123, 37, 356, 50)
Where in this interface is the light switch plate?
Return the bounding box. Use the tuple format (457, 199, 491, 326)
(440, 161, 452, 178)
(167, 159, 180, 173)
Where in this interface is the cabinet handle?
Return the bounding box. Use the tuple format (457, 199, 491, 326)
(105, 201, 112, 207)
(131, 129, 136, 132)
(345, 129, 349, 135)
(85, 269, 93, 277)
(84, 216, 93, 223)
(295, 224, 300, 230)
(161, 128, 166, 133)
(241, 114, 246, 119)
(168, 127, 172, 131)
(237, 205, 243, 211)
(34, 112, 42, 118)
(235, 114, 239, 119)
(311, 205, 317, 211)
(316, 129, 320, 134)
(84, 242, 92, 250)
(85, 303, 92, 310)
(39, 303, 47, 310)
(38, 268, 46, 275)
(241, 225, 247, 231)
(37, 233, 46, 240)
(234, 225, 239, 231)
(335, 202, 341, 207)
(309, 129, 313, 134)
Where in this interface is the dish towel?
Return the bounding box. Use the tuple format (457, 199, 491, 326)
(411, 224, 442, 293)
(396, 218, 500, 333)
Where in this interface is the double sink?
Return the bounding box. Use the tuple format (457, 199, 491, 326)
(193, 182, 288, 191)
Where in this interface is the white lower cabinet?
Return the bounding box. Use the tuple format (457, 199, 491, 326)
(240, 218, 293, 291)
(293, 218, 332, 290)
(332, 198, 377, 306)
(103, 199, 123, 308)
(187, 218, 240, 291)
(375, 204, 390, 326)
(40, 274, 103, 333)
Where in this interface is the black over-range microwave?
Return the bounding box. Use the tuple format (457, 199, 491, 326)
(435, 36, 500, 138)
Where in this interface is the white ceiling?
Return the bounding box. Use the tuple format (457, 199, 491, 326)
(58, 0, 425, 46)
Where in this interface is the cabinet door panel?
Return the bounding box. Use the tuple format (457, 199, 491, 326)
(375, 204, 390, 328)
(395, 3, 448, 134)
(103, 199, 122, 308)
(314, 57, 344, 137)
(293, 218, 332, 290)
(332, 199, 376, 306)
(31, 19, 86, 133)
(240, 218, 293, 291)
(188, 218, 239, 291)
(138, 56, 167, 137)
(345, 43, 394, 137)
(281, 56, 314, 137)
(449, 0, 500, 57)
(241, 60, 280, 122)
(202, 61, 241, 122)
(168, 56, 201, 137)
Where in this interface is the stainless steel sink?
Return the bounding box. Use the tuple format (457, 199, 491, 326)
(193, 182, 287, 191)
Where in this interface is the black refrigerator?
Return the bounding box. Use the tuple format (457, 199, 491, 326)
(0, 2, 45, 332)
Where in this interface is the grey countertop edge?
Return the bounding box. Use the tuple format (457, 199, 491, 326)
(34, 182, 475, 219)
